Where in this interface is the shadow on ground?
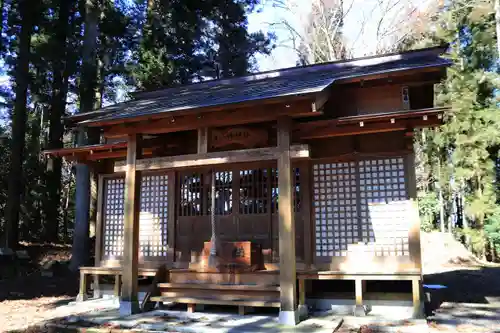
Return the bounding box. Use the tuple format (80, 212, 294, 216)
(424, 267, 500, 315)
(423, 267, 500, 333)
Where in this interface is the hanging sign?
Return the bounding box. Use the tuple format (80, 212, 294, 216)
(211, 127, 268, 149)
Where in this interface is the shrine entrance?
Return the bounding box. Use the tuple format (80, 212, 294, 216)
(175, 164, 305, 268)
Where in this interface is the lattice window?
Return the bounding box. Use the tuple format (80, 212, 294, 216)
(179, 172, 205, 216)
(359, 158, 409, 256)
(103, 178, 125, 258)
(271, 168, 301, 213)
(139, 174, 168, 257)
(212, 171, 233, 215)
(240, 169, 268, 214)
(313, 162, 358, 257)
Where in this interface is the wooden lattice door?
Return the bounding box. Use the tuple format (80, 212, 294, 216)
(175, 165, 305, 265)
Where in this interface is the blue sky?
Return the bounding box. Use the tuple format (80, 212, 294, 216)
(248, 1, 300, 71)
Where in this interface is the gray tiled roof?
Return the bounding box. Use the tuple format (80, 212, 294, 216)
(78, 47, 450, 125)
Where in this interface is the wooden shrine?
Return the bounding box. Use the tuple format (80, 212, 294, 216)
(45, 46, 450, 325)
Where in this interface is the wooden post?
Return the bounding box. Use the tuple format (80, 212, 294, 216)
(354, 278, 366, 316)
(406, 153, 422, 271)
(412, 278, 424, 318)
(114, 274, 122, 297)
(77, 271, 88, 302)
(167, 171, 177, 265)
(298, 279, 308, 319)
(93, 175, 105, 299)
(277, 117, 298, 325)
(93, 275, 101, 299)
(120, 133, 142, 316)
(301, 161, 312, 268)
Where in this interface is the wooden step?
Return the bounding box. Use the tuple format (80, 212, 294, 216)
(157, 282, 280, 292)
(150, 296, 281, 308)
(160, 291, 279, 301)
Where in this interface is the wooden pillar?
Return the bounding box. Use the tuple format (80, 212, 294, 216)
(354, 278, 366, 316)
(77, 271, 88, 301)
(120, 133, 142, 316)
(406, 153, 422, 270)
(93, 175, 105, 299)
(412, 278, 424, 318)
(114, 274, 122, 297)
(298, 279, 308, 319)
(167, 171, 177, 265)
(277, 117, 299, 325)
(301, 161, 313, 268)
(406, 143, 424, 318)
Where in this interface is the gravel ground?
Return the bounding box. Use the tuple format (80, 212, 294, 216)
(3, 235, 500, 333)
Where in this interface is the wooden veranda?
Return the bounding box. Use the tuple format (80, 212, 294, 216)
(45, 46, 450, 325)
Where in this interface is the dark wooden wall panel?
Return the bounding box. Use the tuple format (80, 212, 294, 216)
(310, 132, 407, 159)
(326, 84, 403, 117)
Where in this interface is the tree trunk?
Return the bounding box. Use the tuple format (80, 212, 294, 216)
(45, 0, 72, 243)
(3, 0, 39, 249)
(495, 0, 500, 57)
(438, 159, 445, 232)
(70, 0, 100, 271)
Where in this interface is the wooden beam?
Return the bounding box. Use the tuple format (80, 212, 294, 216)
(114, 144, 310, 172)
(339, 71, 445, 89)
(277, 117, 298, 325)
(120, 133, 142, 315)
(336, 66, 445, 85)
(103, 100, 317, 139)
(86, 147, 154, 161)
(296, 117, 442, 140)
(311, 89, 330, 112)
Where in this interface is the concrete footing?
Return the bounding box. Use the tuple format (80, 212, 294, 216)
(119, 300, 140, 317)
(353, 305, 367, 316)
(279, 309, 299, 326)
(298, 304, 309, 319)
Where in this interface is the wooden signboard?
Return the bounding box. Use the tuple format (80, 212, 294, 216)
(211, 127, 268, 149)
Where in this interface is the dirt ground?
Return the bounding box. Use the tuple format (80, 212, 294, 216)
(2, 235, 500, 333)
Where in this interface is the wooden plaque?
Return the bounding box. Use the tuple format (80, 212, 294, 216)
(211, 127, 268, 149)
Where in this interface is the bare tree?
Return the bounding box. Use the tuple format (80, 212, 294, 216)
(270, 0, 440, 63)
(272, 0, 354, 63)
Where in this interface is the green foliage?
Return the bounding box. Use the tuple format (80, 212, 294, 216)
(414, 0, 500, 259)
(133, 0, 274, 89)
(485, 206, 500, 253)
(0, 0, 274, 246)
(456, 227, 487, 256)
(418, 190, 439, 232)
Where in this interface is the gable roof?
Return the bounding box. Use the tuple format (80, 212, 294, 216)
(73, 46, 450, 126)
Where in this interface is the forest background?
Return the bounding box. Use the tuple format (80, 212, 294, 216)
(0, 0, 498, 267)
